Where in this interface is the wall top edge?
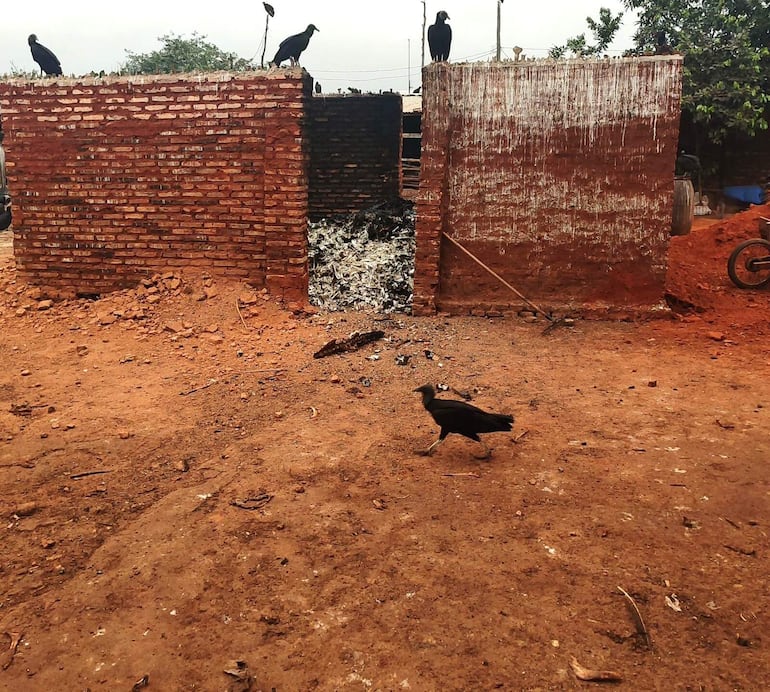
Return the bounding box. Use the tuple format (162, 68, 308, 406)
(423, 55, 684, 69)
(0, 68, 313, 89)
(312, 93, 402, 101)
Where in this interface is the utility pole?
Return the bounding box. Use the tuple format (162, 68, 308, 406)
(421, 1, 427, 69)
(496, 0, 504, 61)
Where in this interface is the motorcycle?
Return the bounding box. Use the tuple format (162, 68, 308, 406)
(727, 216, 770, 289)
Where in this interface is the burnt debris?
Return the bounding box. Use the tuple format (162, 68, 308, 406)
(308, 200, 415, 313)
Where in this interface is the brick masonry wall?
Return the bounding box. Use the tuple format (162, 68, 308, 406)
(0, 71, 312, 300)
(307, 94, 402, 220)
(414, 58, 684, 316)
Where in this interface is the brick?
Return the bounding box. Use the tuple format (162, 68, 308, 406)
(1, 72, 311, 299)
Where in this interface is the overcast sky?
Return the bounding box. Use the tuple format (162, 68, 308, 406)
(2, 1, 638, 93)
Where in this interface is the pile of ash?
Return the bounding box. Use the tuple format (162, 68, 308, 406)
(308, 199, 416, 313)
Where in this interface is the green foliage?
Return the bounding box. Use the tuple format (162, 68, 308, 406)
(623, 0, 770, 143)
(121, 33, 254, 75)
(549, 7, 624, 58)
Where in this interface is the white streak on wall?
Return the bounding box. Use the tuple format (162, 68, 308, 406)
(423, 57, 683, 248)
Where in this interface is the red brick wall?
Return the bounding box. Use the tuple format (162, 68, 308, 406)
(307, 94, 402, 220)
(415, 58, 684, 316)
(0, 71, 312, 300)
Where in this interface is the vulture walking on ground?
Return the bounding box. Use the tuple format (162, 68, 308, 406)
(428, 11, 452, 62)
(28, 34, 63, 76)
(414, 384, 514, 459)
(270, 24, 319, 67)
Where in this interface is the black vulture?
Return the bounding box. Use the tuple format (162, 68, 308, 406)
(428, 11, 452, 62)
(28, 34, 63, 76)
(654, 30, 674, 55)
(414, 384, 514, 459)
(270, 24, 319, 67)
(315, 81, 322, 94)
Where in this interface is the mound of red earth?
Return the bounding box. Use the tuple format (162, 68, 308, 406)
(666, 203, 770, 338)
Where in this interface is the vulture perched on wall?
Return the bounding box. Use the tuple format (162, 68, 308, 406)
(655, 30, 674, 55)
(428, 11, 452, 62)
(28, 34, 63, 76)
(270, 24, 319, 67)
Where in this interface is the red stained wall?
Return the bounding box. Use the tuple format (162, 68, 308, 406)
(414, 58, 684, 316)
(0, 71, 312, 300)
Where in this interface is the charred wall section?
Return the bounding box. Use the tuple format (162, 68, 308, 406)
(679, 110, 770, 191)
(308, 94, 402, 220)
(415, 58, 684, 316)
(0, 71, 312, 299)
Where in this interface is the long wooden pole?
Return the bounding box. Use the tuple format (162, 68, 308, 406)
(442, 232, 554, 322)
(421, 1, 426, 69)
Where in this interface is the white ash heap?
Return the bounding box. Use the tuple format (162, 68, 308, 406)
(308, 200, 415, 313)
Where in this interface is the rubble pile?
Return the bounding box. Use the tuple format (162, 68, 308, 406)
(308, 200, 416, 313)
(0, 268, 222, 337)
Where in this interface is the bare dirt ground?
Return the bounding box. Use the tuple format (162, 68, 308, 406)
(0, 207, 769, 691)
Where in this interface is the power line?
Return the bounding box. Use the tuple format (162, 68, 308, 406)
(309, 49, 497, 76)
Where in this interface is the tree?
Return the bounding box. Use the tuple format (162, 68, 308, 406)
(623, 0, 770, 144)
(121, 33, 254, 75)
(549, 7, 624, 58)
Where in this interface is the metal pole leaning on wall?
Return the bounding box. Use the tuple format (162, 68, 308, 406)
(442, 231, 556, 324)
(496, 0, 504, 61)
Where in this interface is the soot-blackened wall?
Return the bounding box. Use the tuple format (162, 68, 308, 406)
(414, 57, 684, 316)
(307, 93, 402, 220)
(0, 71, 312, 299)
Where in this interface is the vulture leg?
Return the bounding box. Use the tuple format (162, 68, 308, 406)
(416, 429, 450, 456)
(473, 439, 492, 460)
(416, 436, 444, 456)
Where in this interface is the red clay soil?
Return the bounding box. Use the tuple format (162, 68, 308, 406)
(0, 207, 768, 691)
(665, 202, 770, 339)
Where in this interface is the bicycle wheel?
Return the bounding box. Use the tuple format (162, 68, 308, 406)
(727, 238, 770, 289)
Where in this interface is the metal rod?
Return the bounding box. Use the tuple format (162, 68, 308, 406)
(261, 14, 270, 68)
(421, 1, 426, 70)
(496, 1, 502, 61)
(442, 231, 554, 322)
